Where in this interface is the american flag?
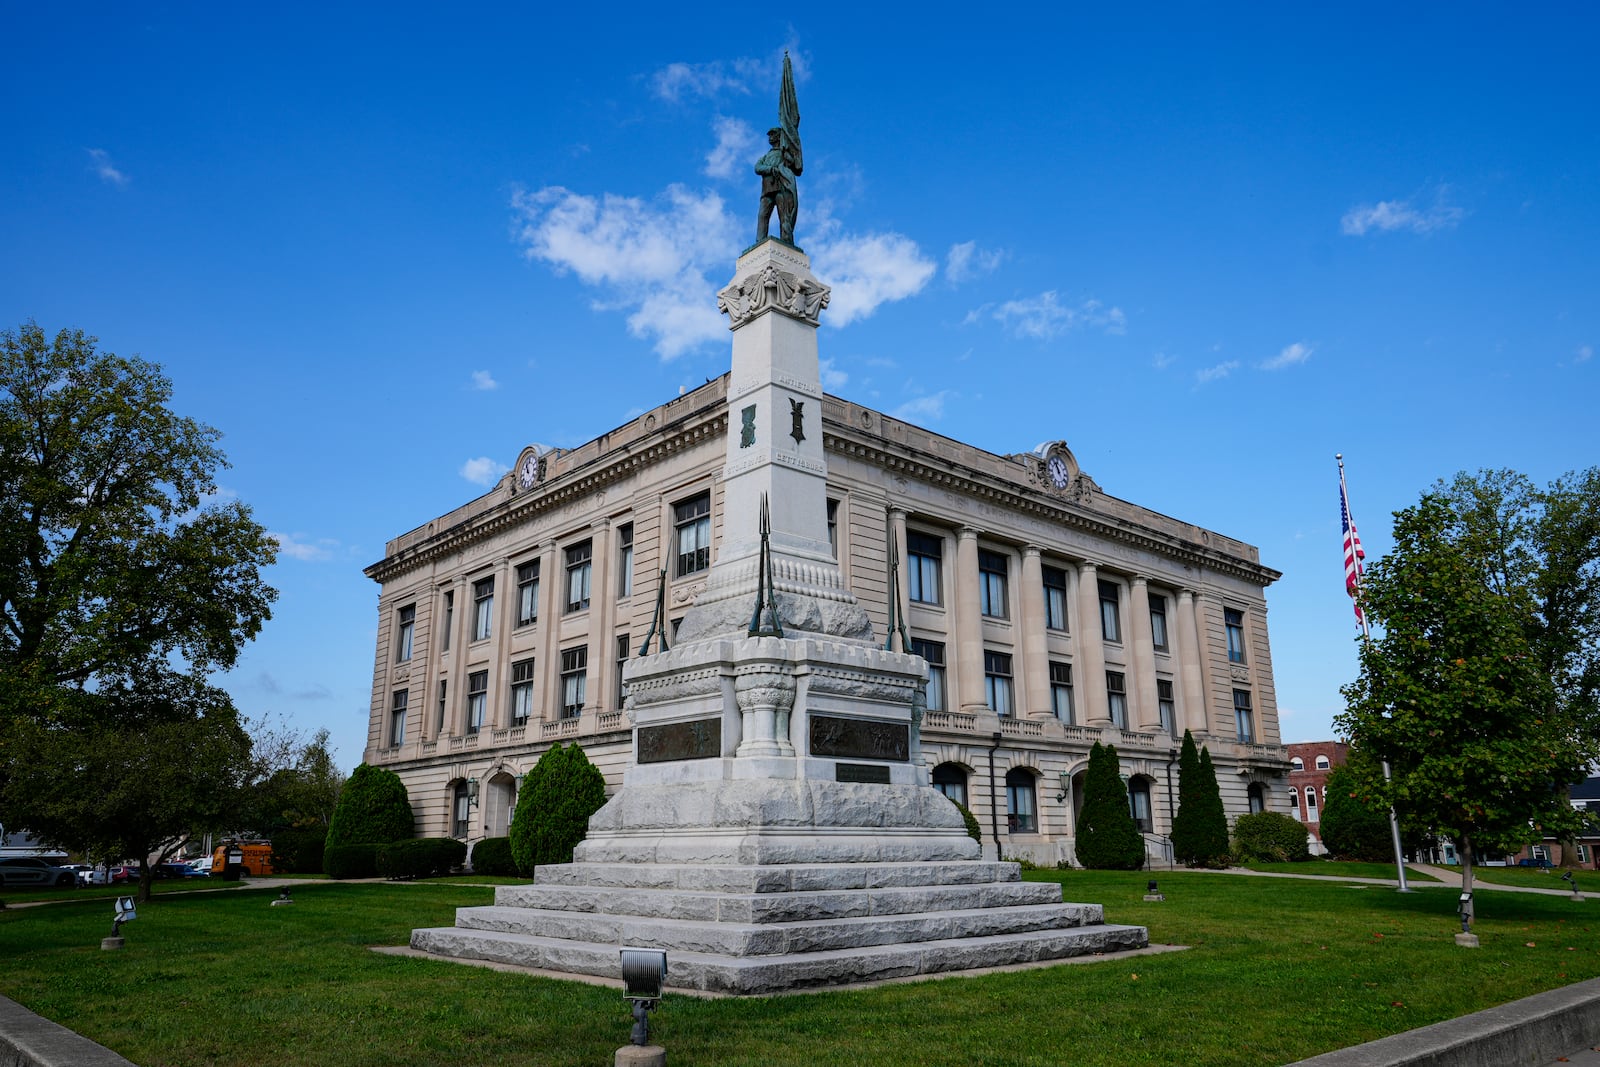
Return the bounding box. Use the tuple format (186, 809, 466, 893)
(1340, 466, 1366, 623)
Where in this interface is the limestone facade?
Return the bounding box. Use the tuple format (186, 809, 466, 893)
(362, 376, 1288, 865)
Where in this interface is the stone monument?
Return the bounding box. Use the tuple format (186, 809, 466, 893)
(410, 58, 1148, 994)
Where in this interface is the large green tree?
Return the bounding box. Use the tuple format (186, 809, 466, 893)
(1074, 742, 1145, 869)
(1338, 492, 1592, 897)
(509, 743, 608, 873)
(1171, 731, 1229, 867)
(1317, 756, 1396, 863)
(324, 764, 415, 857)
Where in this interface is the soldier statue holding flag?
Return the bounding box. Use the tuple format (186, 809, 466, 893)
(756, 52, 803, 245)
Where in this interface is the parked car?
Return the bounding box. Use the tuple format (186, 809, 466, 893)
(187, 857, 213, 876)
(59, 863, 105, 886)
(1518, 857, 1554, 868)
(0, 857, 78, 888)
(107, 865, 136, 885)
(153, 862, 198, 880)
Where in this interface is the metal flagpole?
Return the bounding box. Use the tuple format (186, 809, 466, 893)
(1339, 453, 1411, 893)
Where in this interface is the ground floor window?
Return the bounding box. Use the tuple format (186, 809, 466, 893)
(1247, 782, 1265, 814)
(1128, 777, 1152, 832)
(1006, 768, 1036, 833)
(452, 781, 470, 838)
(931, 763, 968, 807)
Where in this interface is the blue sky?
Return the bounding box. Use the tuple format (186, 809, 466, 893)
(4, 6, 1595, 770)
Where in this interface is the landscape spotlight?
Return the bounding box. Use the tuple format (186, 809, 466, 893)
(620, 948, 668, 1046)
(1144, 879, 1165, 903)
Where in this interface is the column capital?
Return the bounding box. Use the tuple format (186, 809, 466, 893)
(887, 506, 908, 522)
(1021, 544, 1043, 559)
(1131, 575, 1149, 589)
(592, 516, 613, 532)
(957, 525, 981, 541)
(1078, 559, 1100, 574)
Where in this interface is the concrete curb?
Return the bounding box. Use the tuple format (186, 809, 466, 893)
(1287, 975, 1600, 1066)
(0, 995, 134, 1067)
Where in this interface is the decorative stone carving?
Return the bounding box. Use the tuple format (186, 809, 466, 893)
(718, 264, 831, 329)
(734, 665, 797, 758)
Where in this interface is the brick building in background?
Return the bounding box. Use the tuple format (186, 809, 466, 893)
(1286, 740, 1348, 855)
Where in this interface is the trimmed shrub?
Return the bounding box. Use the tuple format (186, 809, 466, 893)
(1075, 742, 1145, 870)
(377, 838, 467, 879)
(1233, 810, 1312, 862)
(323, 843, 381, 880)
(1172, 732, 1230, 867)
(509, 743, 609, 874)
(948, 797, 982, 843)
(270, 827, 326, 874)
(471, 836, 517, 876)
(324, 764, 414, 875)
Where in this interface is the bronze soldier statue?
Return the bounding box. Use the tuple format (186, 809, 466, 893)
(755, 53, 802, 245)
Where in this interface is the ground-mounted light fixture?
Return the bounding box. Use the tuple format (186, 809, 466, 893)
(272, 887, 294, 907)
(618, 948, 668, 1063)
(1563, 870, 1582, 901)
(1455, 890, 1478, 947)
(1144, 879, 1165, 903)
(103, 895, 137, 950)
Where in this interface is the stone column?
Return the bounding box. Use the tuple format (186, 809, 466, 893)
(1019, 546, 1050, 718)
(434, 577, 467, 740)
(538, 539, 561, 721)
(954, 527, 986, 715)
(589, 519, 614, 716)
(1129, 577, 1160, 732)
(1177, 589, 1207, 739)
(487, 557, 512, 729)
(1075, 561, 1109, 726)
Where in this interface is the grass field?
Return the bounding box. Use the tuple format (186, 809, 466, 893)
(1234, 860, 1441, 882)
(2, 870, 1598, 1067)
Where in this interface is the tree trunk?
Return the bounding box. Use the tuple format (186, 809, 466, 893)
(136, 862, 154, 903)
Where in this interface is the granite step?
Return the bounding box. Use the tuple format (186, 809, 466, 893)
(524, 860, 1024, 894)
(492, 879, 1072, 923)
(450, 901, 1104, 956)
(411, 922, 1150, 994)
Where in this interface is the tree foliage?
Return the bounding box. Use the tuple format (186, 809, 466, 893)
(324, 764, 414, 860)
(247, 724, 344, 835)
(1317, 758, 1395, 863)
(1232, 810, 1310, 863)
(1074, 742, 1145, 870)
(2, 671, 253, 900)
(1171, 731, 1229, 867)
(1338, 491, 1592, 890)
(509, 743, 608, 873)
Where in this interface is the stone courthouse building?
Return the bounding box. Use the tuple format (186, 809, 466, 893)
(362, 381, 1290, 865)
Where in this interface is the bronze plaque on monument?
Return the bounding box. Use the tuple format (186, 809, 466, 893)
(835, 762, 892, 785)
(809, 715, 909, 761)
(638, 718, 721, 763)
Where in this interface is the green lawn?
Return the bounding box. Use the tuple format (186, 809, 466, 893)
(3, 872, 1598, 1067)
(1234, 860, 1441, 882)
(1468, 866, 1593, 891)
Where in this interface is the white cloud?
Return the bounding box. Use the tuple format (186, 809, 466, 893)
(811, 232, 937, 327)
(1576, 344, 1593, 364)
(270, 532, 337, 562)
(1195, 360, 1240, 385)
(890, 391, 954, 423)
(704, 116, 759, 179)
(469, 369, 498, 390)
(1152, 352, 1176, 370)
(945, 241, 1004, 284)
(460, 457, 509, 486)
(1259, 341, 1313, 371)
(985, 291, 1127, 341)
(819, 357, 848, 392)
(86, 148, 128, 186)
(651, 44, 805, 103)
(1341, 187, 1464, 236)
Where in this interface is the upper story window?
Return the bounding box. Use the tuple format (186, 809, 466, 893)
(510, 658, 535, 725)
(907, 531, 942, 605)
(389, 689, 408, 747)
(827, 499, 839, 558)
(516, 561, 540, 627)
(675, 493, 711, 577)
(1234, 688, 1255, 744)
(1049, 661, 1074, 724)
(440, 590, 453, 652)
(984, 650, 1014, 716)
(1290, 756, 1305, 771)
(615, 635, 631, 710)
(565, 540, 593, 613)
(1226, 608, 1247, 664)
(911, 638, 946, 712)
(1106, 670, 1128, 729)
(560, 646, 588, 719)
(1157, 678, 1175, 737)
(471, 577, 494, 642)
(1099, 580, 1122, 643)
(978, 550, 1009, 619)
(1315, 755, 1331, 771)
(1042, 566, 1068, 631)
(1149, 594, 1169, 651)
(617, 523, 634, 598)
(466, 670, 488, 733)
(395, 604, 415, 662)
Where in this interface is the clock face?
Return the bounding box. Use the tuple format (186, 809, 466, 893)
(518, 457, 538, 489)
(1047, 455, 1069, 489)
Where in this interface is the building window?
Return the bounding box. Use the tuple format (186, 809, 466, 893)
(510, 659, 535, 725)
(436, 680, 447, 734)
(395, 605, 415, 662)
(1288, 788, 1302, 821)
(1580, 845, 1591, 864)
(615, 635, 630, 710)
(1149, 594, 1168, 651)
(978, 549, 1009, 619)
(1290, 756, 1304, 771)
(827, 499, 839, 559)
(1106, 671, 1128, 729)
(674, 492, 711, 577)
(1129, 778, 1152, 832)
(1049, 661, 1074, 724)
(1099, 580, 1122, 643)
(617, 523, 634, 598)
(1234, 689, 1254, 743)
(1247, 783, 1265, 814)
(466, 671, 487, 734)
(1226, 608, 1247, 664)
(984, 650, 1014, 716)
(471, 577, 494, 642)
(389, 689, 408, 747)
(1157, 679, 1176, 737)
(561, 646, 587, 719)
(1315, 755, 1331, 770)
(931, 763, 968, 806)
(565, 540, 593, 613)
(1042, 566, 1068, 631)
(1305, 787, 1319, 822)
(911, 638, 946, 713)
(907, 531, 942, 605)
(452, 782, 470, 838)
(1006, 768, 1036, 833)
(515, 561, 540, 627)
(440, 590, 453, 652)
